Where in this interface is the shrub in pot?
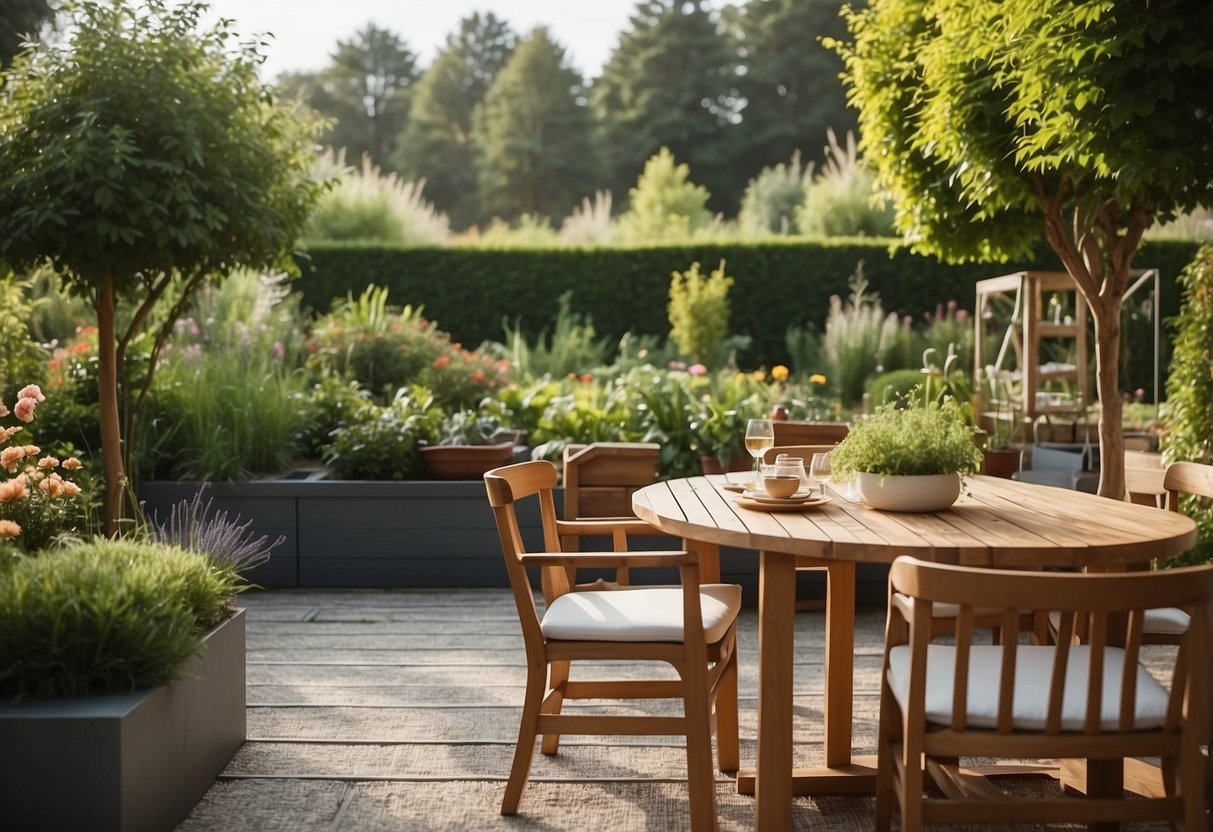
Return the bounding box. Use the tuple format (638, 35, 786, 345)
(830, 397, 981, 511)
(419, 409, 517, 479)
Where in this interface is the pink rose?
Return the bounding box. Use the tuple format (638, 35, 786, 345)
(38, 456, 60, 469)
(0, 402, 8, 418)
(688, 363, 707, 377)
(62, 457, 83, 471)
(0, 519, 20, 538)
(61, 481, 82, 497)
(16, 384, 44, 403)
(0, 478, 28, 502)
(13, 398, 36, 423)
(1, 446, 24, 472)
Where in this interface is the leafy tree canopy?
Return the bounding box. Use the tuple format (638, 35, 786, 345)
(471, 27, 600, 224)
(277, 22, 417, 168)
(833, 0, 1213, 497)
(594, 0, 741, 213)
(390, 12, 515, 229)
(0, 0, 328, 529)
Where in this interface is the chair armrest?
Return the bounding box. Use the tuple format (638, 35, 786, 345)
(519, 550, 697, 569)
(554, 518, 665, 538)
(890, 592, 915, 623)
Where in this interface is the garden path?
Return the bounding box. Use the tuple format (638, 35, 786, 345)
(176, 589, 1175, 831)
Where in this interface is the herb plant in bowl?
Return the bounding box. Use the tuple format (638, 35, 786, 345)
(830, 397, 981, 511)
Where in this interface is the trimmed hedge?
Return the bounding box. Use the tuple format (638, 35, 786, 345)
(293, 238, 1199, 387)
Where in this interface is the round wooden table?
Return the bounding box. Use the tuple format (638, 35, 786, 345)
(632, 474, 1197, 831)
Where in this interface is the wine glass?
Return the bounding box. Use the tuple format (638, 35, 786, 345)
(744, 419, 774, 485)
(809, 452, 831, 496)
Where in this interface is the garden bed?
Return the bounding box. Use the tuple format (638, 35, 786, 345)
(0, 609, 246, 832)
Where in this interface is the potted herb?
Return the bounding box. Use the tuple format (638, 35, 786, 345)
(419, 409, 518, 479)
(830, 397, 982, 511)
(979, 375, 1022, 478)
(689, 400, 754, 475)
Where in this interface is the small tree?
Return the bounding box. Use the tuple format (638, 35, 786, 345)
(618, 147, 712, 243)
(0, 0, 327, 532)
(834, 0, 1213, 498)
(668, 260, 734, 363)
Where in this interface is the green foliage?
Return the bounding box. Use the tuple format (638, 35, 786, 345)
(294, 374, 370, 461)
(0, 539, 241, 701)
(0, 0, 52, 69)
(306, 285, 510, 408)
(618, 148, 713, 243)
(738, 153, 809, 236)
(501, 292, 611, 379)
(866, 369, 924, 409)
(0, 275, 50, 399)
(668, 260, 734, 362)
(389, 13, 515, 230)
(797, 131, 894, 238)
(431, 410, 507, 446)
(594, 0, 741, 213)
(321, 386, 443, 480)
(277, 23, 417, 169)
(135, 271, 312, 481)
(306, 150, 449, 245)
(721, 0, 856, 200)
(1162, 244, 1213, 565)
(471, 27, 601, 225)
(831, 399, 982, 477)
(822, 269, 904, 407)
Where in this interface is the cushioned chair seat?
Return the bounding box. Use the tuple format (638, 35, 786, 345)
(1047, 607, 1190, 636)
(542, 585, 742, 643)
(887, 644, 1170, 731)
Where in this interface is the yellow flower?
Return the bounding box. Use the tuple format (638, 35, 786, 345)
(771, 365, 789, 382)
(809, 373, 828, 385)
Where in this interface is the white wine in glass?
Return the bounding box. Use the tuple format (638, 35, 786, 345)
(744, 419, 775, 482)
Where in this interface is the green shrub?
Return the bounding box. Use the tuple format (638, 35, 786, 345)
(0, 275, 50, 400)
(866, 369, 925, 408)
(500, 291, 611, 379)
(668, 260, 734, 363)
(306, 150, 449, 245)
(0, 539, 240, 701)
(1161, 243, 1213, 565)
(617, 147, 712, 244)
(321, 386, 443, 480)
(822, 269, 903, 407)
(307, 285, 510, 408)
(796, 130, 894, 238)
(738, 153, 808, 236)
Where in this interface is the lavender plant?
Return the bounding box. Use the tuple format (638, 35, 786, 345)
(150, 485, 283, 575)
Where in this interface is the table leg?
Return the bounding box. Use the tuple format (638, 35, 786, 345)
(824, 562, 855, 767)
(754, 549, 795, 831)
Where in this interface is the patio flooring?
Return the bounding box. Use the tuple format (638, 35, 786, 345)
(176, 588, 1181, 831)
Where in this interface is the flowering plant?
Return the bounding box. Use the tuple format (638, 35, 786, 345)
(0, 384, 87, 554)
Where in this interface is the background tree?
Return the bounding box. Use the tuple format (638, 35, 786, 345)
(594, 0, 741, 214)
(277, 22, 417, 168)
(0, 0, 327, 531)
(721, 0, 855, 198)
(391, 13, 515, 229)
(0, 0, 54, 69)
(835, 0, 1213, 499)
(617, 147, 712, 243)
(471, 27, 600, 224)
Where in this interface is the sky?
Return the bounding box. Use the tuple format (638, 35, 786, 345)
(200, 0, 727, 82)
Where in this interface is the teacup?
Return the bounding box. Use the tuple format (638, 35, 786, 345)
(761, 474, 801, 499)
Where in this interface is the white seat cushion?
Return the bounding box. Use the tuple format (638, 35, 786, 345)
(542, 584, 742, 643)
(887, 644, 1171, 731)
(1047, 607, 1190, 636)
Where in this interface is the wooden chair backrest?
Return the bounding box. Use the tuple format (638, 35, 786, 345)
(1125, 451, 1166, 508)
(762, 444, 838, 465)
(888, 556, 1213, 737)
(772, 420, 850, 446)
(1164, 460, 1213, 511)
(562, 442, 660, 520)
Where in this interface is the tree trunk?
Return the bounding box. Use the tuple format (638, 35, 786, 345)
(97, 270, 126, 535)
(1089, 297, 1126, 500)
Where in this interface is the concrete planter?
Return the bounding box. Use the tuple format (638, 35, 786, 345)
(0, 609, 246, 832)
(857, 472, 962, 512)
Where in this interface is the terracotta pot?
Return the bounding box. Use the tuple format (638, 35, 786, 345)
(857, 472, 961, 512)
(699, 455, 753, 475)
(420, 442, 516, 480)
(981, 448, 1021, 479)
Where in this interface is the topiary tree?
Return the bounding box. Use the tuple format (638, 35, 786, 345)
(833, 0, 1213, 499)
(1161, 244, 1213, 563)
(0, 0, 327, 532)
(618, 147, 712, 243)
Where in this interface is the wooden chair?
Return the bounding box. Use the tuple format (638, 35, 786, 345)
(771, 419, 850, 447)
(1125, 450, 1167, 509)
(562, 442, 662, 588)
(484, 460, 741, 831)
(876, 556, 1212, 831)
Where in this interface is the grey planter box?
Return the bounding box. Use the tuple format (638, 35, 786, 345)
(0, 609, 246, 832)
(138, 480, 890, 605)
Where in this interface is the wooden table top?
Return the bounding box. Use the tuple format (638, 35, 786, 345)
(632, 474, 1197, 569)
